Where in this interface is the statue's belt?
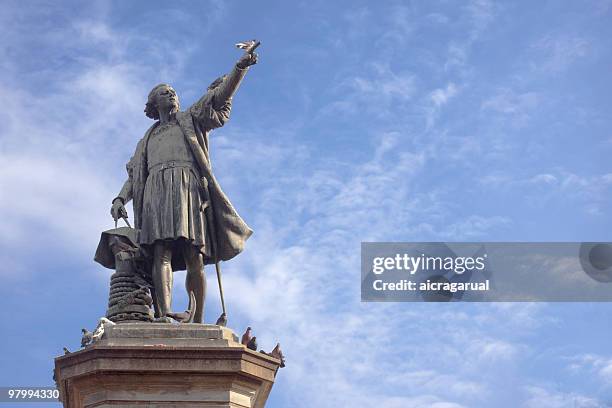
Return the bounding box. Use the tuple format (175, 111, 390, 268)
(147, 160, 210, 211)
(148, 160, 197, 173)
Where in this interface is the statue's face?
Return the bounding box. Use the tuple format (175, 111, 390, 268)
(154, 85, 179, 114)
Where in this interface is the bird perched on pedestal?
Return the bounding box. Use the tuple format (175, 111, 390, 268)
(247, 336, 258, 351)
(91, 317, 116, 342)
(81, 329, 93, 348)
(241, 327, 252, 346)
(270, 343, 285, 368)
(63, 347, 71, 355)
(215, 312, 227, 327)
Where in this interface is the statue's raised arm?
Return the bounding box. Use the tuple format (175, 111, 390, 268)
(188, 47, 258, 131)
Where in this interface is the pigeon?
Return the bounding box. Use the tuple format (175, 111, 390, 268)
(81, 328, 93, 348)
(235, 40, 259, 52)
(63, 347, 71, 355)
(215, 313, 227, 327)
(247, 336, 258, 351)
(241, 327, 252, 346)
(270, 343, 285, 368)
(92, 317, 116, 342)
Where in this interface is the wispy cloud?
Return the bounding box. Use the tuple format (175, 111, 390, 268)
(320, 62, 416, 119)
(531, 34, 591, 72)
(444, 0, 497, 72)
(431, 83, 459, 107)
(568, 354, 612, 386)
(425, 82, 459, 128)
(481, 88, 540, 126)
(479, 170, 612, 215)
(523, 385, 605, 408)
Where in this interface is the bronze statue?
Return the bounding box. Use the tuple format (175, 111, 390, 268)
(109, 43, 259, 323)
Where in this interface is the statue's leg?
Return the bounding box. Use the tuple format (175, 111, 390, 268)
(151, 287, 161, 318)
(153, 241, 173, 318)
(184, 243, 205, 323)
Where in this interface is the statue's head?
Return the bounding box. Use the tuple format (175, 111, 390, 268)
(144, 83, 180, 120)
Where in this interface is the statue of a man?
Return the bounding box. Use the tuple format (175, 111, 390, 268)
(110, 49, 258, 323)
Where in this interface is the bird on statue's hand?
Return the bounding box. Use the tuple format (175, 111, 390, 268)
(235, 40, 257, 51)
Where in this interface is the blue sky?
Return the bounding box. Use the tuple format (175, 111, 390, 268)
(1, 0, 611, 407)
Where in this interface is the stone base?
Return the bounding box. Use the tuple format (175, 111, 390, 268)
(54, 324, 281, 407)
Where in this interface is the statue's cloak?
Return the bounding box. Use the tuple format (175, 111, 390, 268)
(127, 109, 252, 265)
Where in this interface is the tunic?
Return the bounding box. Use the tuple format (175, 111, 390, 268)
(139, 120, 210, 255)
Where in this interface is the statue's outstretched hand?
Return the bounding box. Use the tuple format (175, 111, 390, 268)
(237, 52, 258, 69)
(110, 199, 128, 222)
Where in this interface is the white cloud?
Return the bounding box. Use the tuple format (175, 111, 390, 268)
(425, 83, 460, 129)
(523, 385, 605, 408)
(322, 63, 416, 119)
(465, 0, 496, 39)
(444, 0, 497, 72)
(74, 20, 116, 44)
(427, 12, 450, 24)
(530, 174, 558, 185)
(481, 88, 540, 123)
(478, 170, 612, 216)
(472, 338, 519, 361)
(532, 34, 591, 72)
(568, 354, 612, 386)
(0, 154, 112, 249)
(439, 215, 511, 240)
(430, 83, 458, 107)
(599, 361, 612, 383)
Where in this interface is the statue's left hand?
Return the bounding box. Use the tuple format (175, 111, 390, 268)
(237, 52, 258, 69)
(110, 199, 128, 222)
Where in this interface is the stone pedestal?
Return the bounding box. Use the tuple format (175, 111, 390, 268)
(54, 324, 281, 408)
